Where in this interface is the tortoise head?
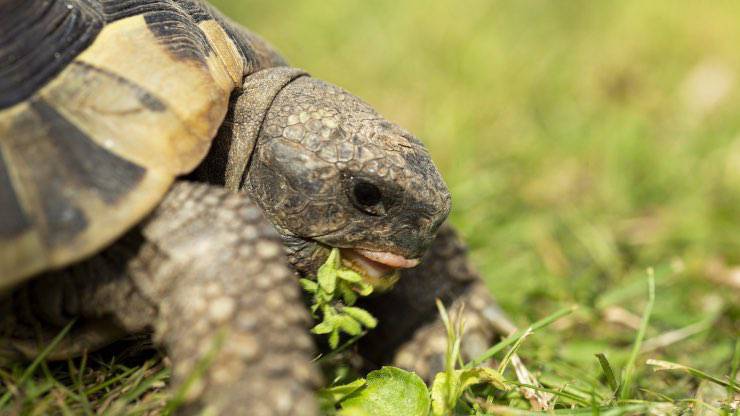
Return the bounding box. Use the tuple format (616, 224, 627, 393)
(241, 69, 451, 284)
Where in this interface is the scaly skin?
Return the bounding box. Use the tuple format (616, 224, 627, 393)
(244, 75, 451, 271)
(2, 182, 320, 415)
(0, 68, 511, 413)
(132, 182, 319, 415)
(0, 0, 509, 412)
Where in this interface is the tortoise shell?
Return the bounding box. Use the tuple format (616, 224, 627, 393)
(0, 0, 283, 287)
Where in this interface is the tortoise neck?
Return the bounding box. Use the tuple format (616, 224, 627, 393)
(189, 67, 309, 191)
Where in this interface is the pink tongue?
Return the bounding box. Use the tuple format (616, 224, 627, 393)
(352, 249, 420, 269)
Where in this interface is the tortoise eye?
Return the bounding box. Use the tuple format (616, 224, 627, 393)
(350, 179, 385, 215)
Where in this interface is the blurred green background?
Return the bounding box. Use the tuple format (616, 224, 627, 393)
(211, 0, 739, 392)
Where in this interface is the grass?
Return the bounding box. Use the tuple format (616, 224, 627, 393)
(0, 347, 170, 415)
(2, 0, 739, 414)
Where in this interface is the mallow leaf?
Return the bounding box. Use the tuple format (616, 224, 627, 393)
(340, 367, 430, 416)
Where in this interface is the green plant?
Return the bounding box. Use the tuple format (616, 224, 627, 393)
(301, 248, 378, 349)
(317, 300, 571, 416)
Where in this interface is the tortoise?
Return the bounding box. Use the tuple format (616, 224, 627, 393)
(0, 1, 515, 414)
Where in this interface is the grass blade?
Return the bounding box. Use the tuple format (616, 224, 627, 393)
(646, 359, 740, 392)
(0, 320, 75, 408)
(497, 329, 531, 375)
(618, 268, 655, 401)
(595, 353, 620, 394)
(465, 305, 576, 369)
(83, 365, 138, 396)
(505, 382, 590, 406)
(730, 338, 739, 397)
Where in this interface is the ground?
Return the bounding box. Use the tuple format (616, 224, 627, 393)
(2, 0, 738, 414)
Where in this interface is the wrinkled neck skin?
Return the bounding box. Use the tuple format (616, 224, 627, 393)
(276, 229, 328, 280)
(239, 68, 451, 282)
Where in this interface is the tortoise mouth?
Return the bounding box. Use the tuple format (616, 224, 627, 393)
(350, 249, 420, 269)
(338, 248, 419, 291)
(340, 248, 418, 278)
(276, 233, 420, 291)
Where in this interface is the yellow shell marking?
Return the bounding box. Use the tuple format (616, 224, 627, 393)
(0, 16, 247, 285)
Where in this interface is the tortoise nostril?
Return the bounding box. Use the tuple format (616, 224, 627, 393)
(417, 216, 432, 230)
(431, 214, 447, 233)
(418, 212, 446, 233)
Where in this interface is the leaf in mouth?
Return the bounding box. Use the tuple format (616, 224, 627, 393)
(306, 248, 379, 349)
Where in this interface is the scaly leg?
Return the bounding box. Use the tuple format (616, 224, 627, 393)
(2, 182, 321, 415)
(128, 181, 321, 415)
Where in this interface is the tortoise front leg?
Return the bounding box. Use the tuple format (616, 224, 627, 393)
(125, 182, 320, 415)
(359, 223, 516, 381)
(1, 182, 320, 413)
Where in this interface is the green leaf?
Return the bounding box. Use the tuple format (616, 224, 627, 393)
(430, 367, 508, 416)
(355, 281, 374, 296)
(328, 247, 341, 268)
(312, 320, 335, 335)
(319, 289, 335, 303)
(340, 367, 430, 416)
(339, 285, 358, 305)
(458, 367, 508, 391)
(299, 278, 318, 293)
(337, 269, 363, 282)
(318, 248, 341, 294)
(323, 304, 337, 319)
(336, 315, 363, 336)
(430, 371, 454, 416)
(301, 247, 381, 352)
(329, 329, 341, 349)
(343, 307, 378, 329)
(319, 379, 367, 405)
(318, 265, 337, 294)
